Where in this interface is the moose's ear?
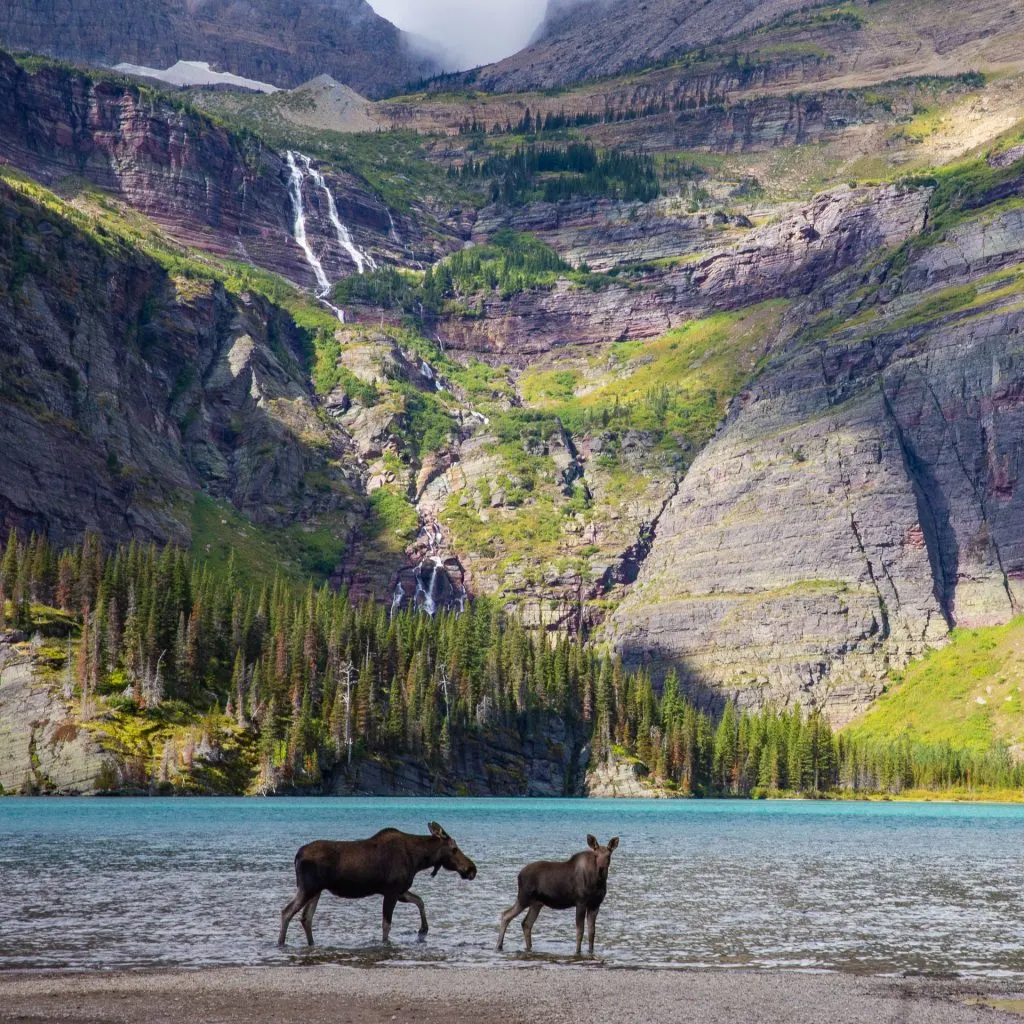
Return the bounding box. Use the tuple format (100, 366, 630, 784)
(429, 821, 447, 838)
(608, 837, 620, 851)
(587, 834, 599, 850)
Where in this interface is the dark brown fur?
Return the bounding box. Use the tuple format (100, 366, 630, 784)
(278, 822, 477, 946)
(497, 835, 619, 955)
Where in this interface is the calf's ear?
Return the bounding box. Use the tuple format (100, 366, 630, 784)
(428, 821, 448, 838)
(608, 837, 620, 851)
(587, 834, 599, 850)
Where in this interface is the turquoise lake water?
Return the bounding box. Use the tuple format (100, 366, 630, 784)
(1, 797, 1023, 975)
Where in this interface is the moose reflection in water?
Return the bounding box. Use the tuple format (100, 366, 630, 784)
(497, 835, 620, 955)
(278, 822, 477, 946)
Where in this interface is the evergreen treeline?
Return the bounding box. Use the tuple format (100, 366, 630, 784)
(449, 143, 660, 205)
(335, 230, 587, 314)
(454, 94, 732, 138)
(2, 529, 1021, 797)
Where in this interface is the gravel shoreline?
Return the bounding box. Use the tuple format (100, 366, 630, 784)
(1, 967, 1022, 1024)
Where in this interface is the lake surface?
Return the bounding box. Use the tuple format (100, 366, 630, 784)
(2, 798, 1024, 976)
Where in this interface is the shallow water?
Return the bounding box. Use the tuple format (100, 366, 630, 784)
(1, 797, 1023, 976)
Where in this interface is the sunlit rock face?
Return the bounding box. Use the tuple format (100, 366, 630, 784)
(611, 205, 1024, 726)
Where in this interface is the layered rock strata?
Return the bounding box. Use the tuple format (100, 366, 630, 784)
(438, 184, 930, 364)
(0, 52, 395, 288)
(0, 0, 437, 97)
(611, 205, 1024, 725)
(0, 178, 364, 547)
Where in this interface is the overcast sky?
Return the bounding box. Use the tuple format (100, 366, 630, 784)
(370, 0, 549, 69)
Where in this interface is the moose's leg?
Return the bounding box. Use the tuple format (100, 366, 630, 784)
(381, 894, 398, 943)
(300, 892, 322, 947)
(575, 904, 586, 955)
(586, 908, 598, 954)
(521, 902, 542, 952)
(496, 899, 524, 951)
(279, 888, 314, 947)
(398, 891, 429, 937)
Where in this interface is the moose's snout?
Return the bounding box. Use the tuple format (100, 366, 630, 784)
(462, 862, 478, 880)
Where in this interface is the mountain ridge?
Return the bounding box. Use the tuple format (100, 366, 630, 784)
(2, 0, 1024, 795)
(0, 0, 439, 97)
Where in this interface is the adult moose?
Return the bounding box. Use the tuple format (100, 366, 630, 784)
(497, 835, 619, 955)
(278, 822, 477, 946)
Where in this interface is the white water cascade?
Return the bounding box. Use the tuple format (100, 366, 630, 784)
(285, 151, 331, 295)
(389, 521, 467, 619)
(299, 154, 377, 275)
(387, 209, 401, 245)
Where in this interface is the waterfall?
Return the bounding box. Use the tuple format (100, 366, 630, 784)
(390, 522, 468, 619)
(299, 154, 377, 275)
(390, 580, 405, 620)
(387, 209, 401, 245)
(320, 299, 346, 324)
(420, 557, 444, 617)
(285, 151, 331, 296)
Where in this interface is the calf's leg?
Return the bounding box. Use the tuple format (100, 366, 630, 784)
(381, 894, 398, 943)
(575, 904, 586, 955)
(398, 891, 429, 936)
(496, 899, 524, 951)
(586, 908, 598, 954)
(521, 902, 542, 952)
(279, 888, 315, 947)
(300, 892, 322, 947)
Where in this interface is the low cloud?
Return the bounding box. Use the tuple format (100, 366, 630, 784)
(370, 0, 550, 69)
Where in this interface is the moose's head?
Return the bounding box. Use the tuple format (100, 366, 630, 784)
(586, 834, 620, 882)
(428, 821, 477, 880)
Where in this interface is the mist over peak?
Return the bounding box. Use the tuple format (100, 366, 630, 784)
(370, 0, 548, 70)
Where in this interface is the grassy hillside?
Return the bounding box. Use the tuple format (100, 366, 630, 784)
(849, 617, 1024, 752)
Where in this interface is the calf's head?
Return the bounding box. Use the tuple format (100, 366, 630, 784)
(586, 834, 620, 881)
(428, 821, 477, 880)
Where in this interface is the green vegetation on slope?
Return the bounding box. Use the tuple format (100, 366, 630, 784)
(190, 495, 347, 586)
(450, 142, 660, 205)
(437, 304, 785, 593)
(849, 617, 1024, 752)
(334, 229, 604, 312)
(4, 525, 1024, 798)
(519, 303, 784, 442)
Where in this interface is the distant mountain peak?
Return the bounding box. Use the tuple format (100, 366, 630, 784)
(0, 0, 441, 97)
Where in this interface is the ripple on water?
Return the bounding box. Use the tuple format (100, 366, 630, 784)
(1, 798, 1024, 975)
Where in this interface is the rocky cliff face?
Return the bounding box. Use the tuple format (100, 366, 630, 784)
(0, 0, 437, 97)
(476, 0, 815, 92)
(0, 52, 396, 289)
(438, 185, 930, 365)
(611, 199, 1024, 725)
(0, 177, 365, 547)
(471, 0, 1024, 95)
(0, 631, 110, 794)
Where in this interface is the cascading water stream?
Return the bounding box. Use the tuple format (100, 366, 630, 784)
(390, 582, 405, 620)
(390, 523, 467, 619)
(299, 154, 377, 275)
(387, 209, 401, 245)
(285, 151, 331, 296)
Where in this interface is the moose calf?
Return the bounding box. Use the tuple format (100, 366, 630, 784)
(279, 822, 477, 946)
(497, 835, 619, 955)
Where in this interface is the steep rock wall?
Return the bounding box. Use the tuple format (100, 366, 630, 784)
(0, 0, 437, 97)
(437, 185, 929, 365)
(611, 205, 1024, 725)
(0, 52, 392, 287)
(0, 632, 110, 794)
(0, 178, 364, 547)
